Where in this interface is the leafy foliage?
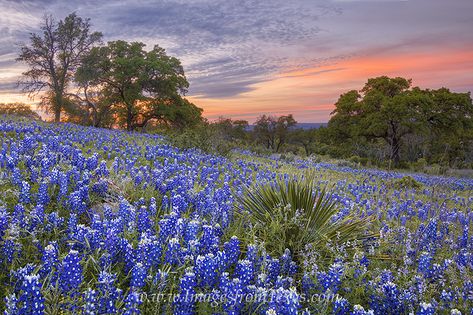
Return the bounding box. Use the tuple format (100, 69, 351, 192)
(253, 114, 297, 152)
(237, 174, 375, 258)
(325, 76, 473, 167)
(75, 40, 202, 130)
(0, 103, 41, 120)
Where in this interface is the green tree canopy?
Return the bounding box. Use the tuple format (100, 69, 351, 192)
(254, 114, 297, 152)
(0, 103, 41, 120)
(76, 40, 201, 130)
(327, 76, 473, 166)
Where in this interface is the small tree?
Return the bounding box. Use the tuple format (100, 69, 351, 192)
(17, 13, 102, 122)
(0, 103, 41, 120)
(290, 128, 317, 156)
(254, 114, 296, 152)
(212, 117, 249, 142)
(329, 76, 419, 165)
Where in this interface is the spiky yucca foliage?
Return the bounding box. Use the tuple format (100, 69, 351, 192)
(237, 176, 376, 258)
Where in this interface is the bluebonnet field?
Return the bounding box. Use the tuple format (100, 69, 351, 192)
(0, 117, 471, 314)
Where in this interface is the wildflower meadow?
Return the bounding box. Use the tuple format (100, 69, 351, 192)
(0, 117, 471, 314)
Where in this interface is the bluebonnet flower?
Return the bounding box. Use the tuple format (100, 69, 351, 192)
(124, 242, 136, 273)
(131, 263, 147, 288)
(267, 287, 300, 315)
(219, 272, 243, 314)
(195, 253, 218, 287)
(58, 171, 68, 199)
(137, 206, 152, 234)
(416, 302, 435, 315)
(301, 274, 315, 296)
(136, 234, 162, 269)
(158, 212, 178, 241)
(440, 289, 454, 306)
(153, 269, 168, 291)
(12, 204, 26, 228)
(91, 179, 108, 196)
(148, 197, 157, 217)
(123, 291, 142, 315)
(184, 220, 200, 243)
(370, 281, 405, 314)
(417, 252, 433, 278)
(40, 242, 58, 279)
(97, 271, 122, 314)
(19, 181, 30, 203)
(280, 249, 293, 274)
(30, 204, 45, 228)
(18, 274, 45, 315)
(360, 256, 370, 267)
(67, 214, 79, 239)
(58, 250, 83, 295)
(96, 160, 109, 177)
(317, 262, 344, 293)
(4, 293, 18, 315)
(333, 297, 350, 315)
(174, 270, 197, 315)
(37, 181, 50, 206)
(82, 288, 98, 315)
(246, 244, 258, 265)
(235, 259, 254, 287)
(12, 167, 22, 186)
(0, 207, 9, 240)
(200, 224, 219, 254)
(2, 239, 17, 265)
(223, 236, 240, 267)
(267, 258, 281, 284)
(46, 212, 65, 231)
(351, 304, 374, 315)
(165, 237, 182, 265)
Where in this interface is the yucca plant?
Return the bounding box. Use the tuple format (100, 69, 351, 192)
(237, 175, 376, 259)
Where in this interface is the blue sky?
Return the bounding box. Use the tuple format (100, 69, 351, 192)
(0, 0, 472, 122)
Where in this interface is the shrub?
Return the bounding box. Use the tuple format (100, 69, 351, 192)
(236, 175, 376, 259)
(393, 176, 422, 190)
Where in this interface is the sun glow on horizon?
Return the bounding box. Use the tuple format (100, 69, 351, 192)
(1, 45, 472, 124)
(190, 44, 473, 123)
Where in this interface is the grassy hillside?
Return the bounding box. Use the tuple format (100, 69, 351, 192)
(0, 117, 471, 314)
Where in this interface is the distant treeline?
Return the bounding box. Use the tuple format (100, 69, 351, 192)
(166, 76, 473, 170)
(9, 12, 473, 169)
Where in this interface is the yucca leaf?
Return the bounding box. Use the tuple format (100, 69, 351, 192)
(237, 174, 377, 258)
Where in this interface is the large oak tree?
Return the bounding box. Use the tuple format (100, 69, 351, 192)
(327, 76, 473, 166)
(76, 40, 201, 130)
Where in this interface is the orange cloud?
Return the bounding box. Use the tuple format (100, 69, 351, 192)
(191, 45, 473, 123)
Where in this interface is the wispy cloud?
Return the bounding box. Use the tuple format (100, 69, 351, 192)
(0, 0, 472, 121)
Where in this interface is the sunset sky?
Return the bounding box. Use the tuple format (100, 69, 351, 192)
(0, 0, 472, 123)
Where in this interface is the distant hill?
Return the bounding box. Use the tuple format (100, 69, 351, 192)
(246, 122, 327, 131)
(292, 123, 327, 130)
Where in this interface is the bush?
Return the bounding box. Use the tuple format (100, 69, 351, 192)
(409, 158, 428, 172)
(167, 124, 233, 157)
(236, 175, 376, 259)
(349, 155, 369, 166)
(393, 176, 422, 190)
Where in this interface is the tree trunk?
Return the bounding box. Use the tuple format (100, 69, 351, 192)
(54, 109, 61, 122)
(304, 143, 310, 156)
(391, 136, 400, 166)
(126, 108, 133, 131)
(92, 109, 99, 127)
(53, 94, 62, 122)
